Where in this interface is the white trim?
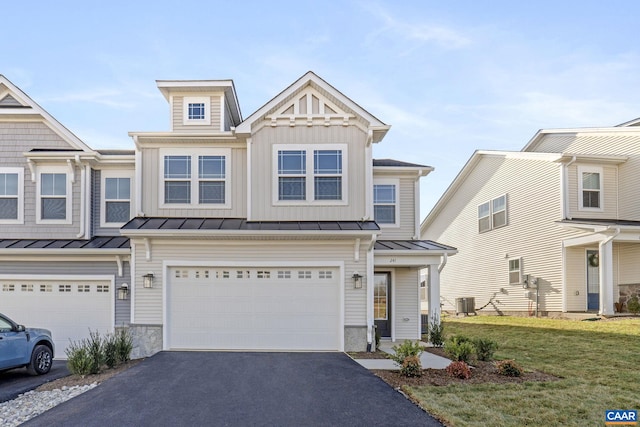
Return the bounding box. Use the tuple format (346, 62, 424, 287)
(246, 138, 252, 221)
(182, 96, 211, 126)
(219, 94, 225, 132)
(100, 170, 134, 228)
(159, 148, 231, 209)
(271, 143, 348, 206)
(414, 175, 421, 239)
(477, 194, 508, 233)
(130, 241, 136, 324)
(373, 178, 400, 228)
(577, 165, 604, 212)
(508, 256, 523, 285)
(35, 165, 72, 225)
(365, 144, 373, 220)
(390, 269, 396, 341)
(161, 260, 345, 351)
(134, 143, 143, 216)
(0, 167, 24, 224)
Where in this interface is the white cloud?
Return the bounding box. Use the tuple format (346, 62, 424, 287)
(42, 88, 136, 109)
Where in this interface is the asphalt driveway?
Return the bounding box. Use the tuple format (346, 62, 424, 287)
(0, 360, 69, 403)
(24, 352, 442, 427)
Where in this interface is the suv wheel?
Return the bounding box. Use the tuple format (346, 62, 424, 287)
(27, 345, 52, 375)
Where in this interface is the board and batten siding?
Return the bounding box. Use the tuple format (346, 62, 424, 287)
(567, 163, 618, 220)
(423, 155, 583, 313)
(0, 122, 83, 239)
(131, 239, 369, 326)
(171, 94, 222, 132)
(375, 176, 417, 240)
(249, 125, 368, 221)
(141, 146, 247, 217)
(0, 260, 130, 325)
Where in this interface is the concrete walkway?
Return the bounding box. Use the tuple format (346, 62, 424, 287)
(354, 341, 451, 370)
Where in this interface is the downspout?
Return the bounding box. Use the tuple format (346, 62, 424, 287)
(438, 253, 448, 273)
(366, 234, 377, 351)
(75, 155, 85, 238)
(134, 137, 144, 216)
(413, 171, 421, 239)
(562, 156, 576, 219)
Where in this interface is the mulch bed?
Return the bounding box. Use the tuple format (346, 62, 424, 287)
(348, 350, 391, 360)
(36, 360, 142, 392)
(368, 346, 560, 387)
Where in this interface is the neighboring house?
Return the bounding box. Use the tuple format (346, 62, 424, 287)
(421, 120, 640, 317)
(0, 72, 454, 358)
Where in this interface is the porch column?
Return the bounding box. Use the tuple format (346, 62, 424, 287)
(427, 263, 441, 325)
(598, 238, 615, 316)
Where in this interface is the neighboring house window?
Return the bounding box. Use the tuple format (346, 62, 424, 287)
(161, 149, 230, 207)
(509, 258, 522, 285)
(37, 168, 71, 224)
(0, 167, 23, 224)
(373, 179, 399, 226)
(101, 171, 133, 227)
(578, 166, 602, 210)
(273, 144, 347, 204)
(183, 96, 211, 125)
(478, 194, 508, 233)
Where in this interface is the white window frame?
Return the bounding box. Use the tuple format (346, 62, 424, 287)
(183, 96, 211, 125)
(508, 257, 522, 285)
(477, 194, 508, 233)
(578, 165, 603, 211)
(272, 144, 348, 206)
(100, 170, 134, 228)
(159, 148, 231, 209)
(373, 178, 400, 228)
(0, 167, 23, 224)
(36, 166, 72, 225)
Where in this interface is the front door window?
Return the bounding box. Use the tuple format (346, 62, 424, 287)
(586, 250, 599, 311)
(374, 273, 391, 338)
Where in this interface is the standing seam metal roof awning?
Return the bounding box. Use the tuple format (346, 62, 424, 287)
(374, 240, 457, 252)
(121, 217, 380, 232)
(0, 236, 130, 250)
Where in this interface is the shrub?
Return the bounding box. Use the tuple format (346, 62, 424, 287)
(428, 319, 445, 347)
(473, 337, 498, 361)
(400, 355, 422, 377)
(389, 340, 423, 366)
(446, 361, 471, 379)
(444, 335, 476, 363)
(103, 333, 119, 369)
(86, 330, 104, 374)
(115, 328, 134, 363)
(66, 340, 94, 376)
(627, 296, 640, 314)
(496, 359, 523, 377)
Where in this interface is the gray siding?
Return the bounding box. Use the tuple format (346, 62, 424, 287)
(0, 260, 130, 325)
(0, 94, 22, 106)
(250, 125, 368, 221)
(374, 175, 417, 240)
(0, 122, 83, 239)
(567, 163, 618, 220)
(171, 94, 223, 132)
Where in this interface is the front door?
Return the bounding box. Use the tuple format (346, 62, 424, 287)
(586, 250, 600, 311)
(374, 273, 391, 338)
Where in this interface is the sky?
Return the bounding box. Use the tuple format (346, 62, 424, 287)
(3, 1, 640, 218)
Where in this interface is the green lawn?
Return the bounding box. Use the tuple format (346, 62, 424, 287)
(410, 316, 640, 426)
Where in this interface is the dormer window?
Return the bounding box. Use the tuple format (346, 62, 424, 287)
(183, 96, 210, 125)
(578, 166, 602, 210)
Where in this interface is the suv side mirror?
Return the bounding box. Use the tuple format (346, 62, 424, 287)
(15, 325, 25, 332)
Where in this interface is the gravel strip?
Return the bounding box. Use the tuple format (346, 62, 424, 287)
(0, 384, 96, 427)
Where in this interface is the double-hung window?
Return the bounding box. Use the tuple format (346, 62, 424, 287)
(37, 168, 71, 224)
(274, 144, 346, 204)
(0, 168, 23, 223)
(578, 166, 602, 210)
(508, 258, 522, 285)
(161, 150, 230, 207)
(478, 194, 507, 233)
(101, 171, 132, 226)
(373, 179, 399, 226)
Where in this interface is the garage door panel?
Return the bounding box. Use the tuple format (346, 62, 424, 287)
(0, 280, 112, 358)
(168, 267, 340, 351)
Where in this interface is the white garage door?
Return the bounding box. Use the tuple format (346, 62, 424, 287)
(168, 267, 341, 351)
(0, 278, 113, 358)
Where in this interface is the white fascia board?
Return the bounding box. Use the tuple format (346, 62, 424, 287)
(156, 80, 234, 101)
(523, 126, 640, 152)
(554, 153, 628, 165)
(120, 229, 380, 239)
(23, 151, 99, 161)
(373, 166, 434, 176)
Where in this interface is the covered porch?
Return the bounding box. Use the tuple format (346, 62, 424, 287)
(372, 240, 456, 345)
(561, 219, 640, 315)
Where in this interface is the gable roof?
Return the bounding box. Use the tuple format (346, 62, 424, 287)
(235, 71, 390, 142)
(0, 75, 94, 152)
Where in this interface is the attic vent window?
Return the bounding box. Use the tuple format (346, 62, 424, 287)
(188, 103, 205, 120)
